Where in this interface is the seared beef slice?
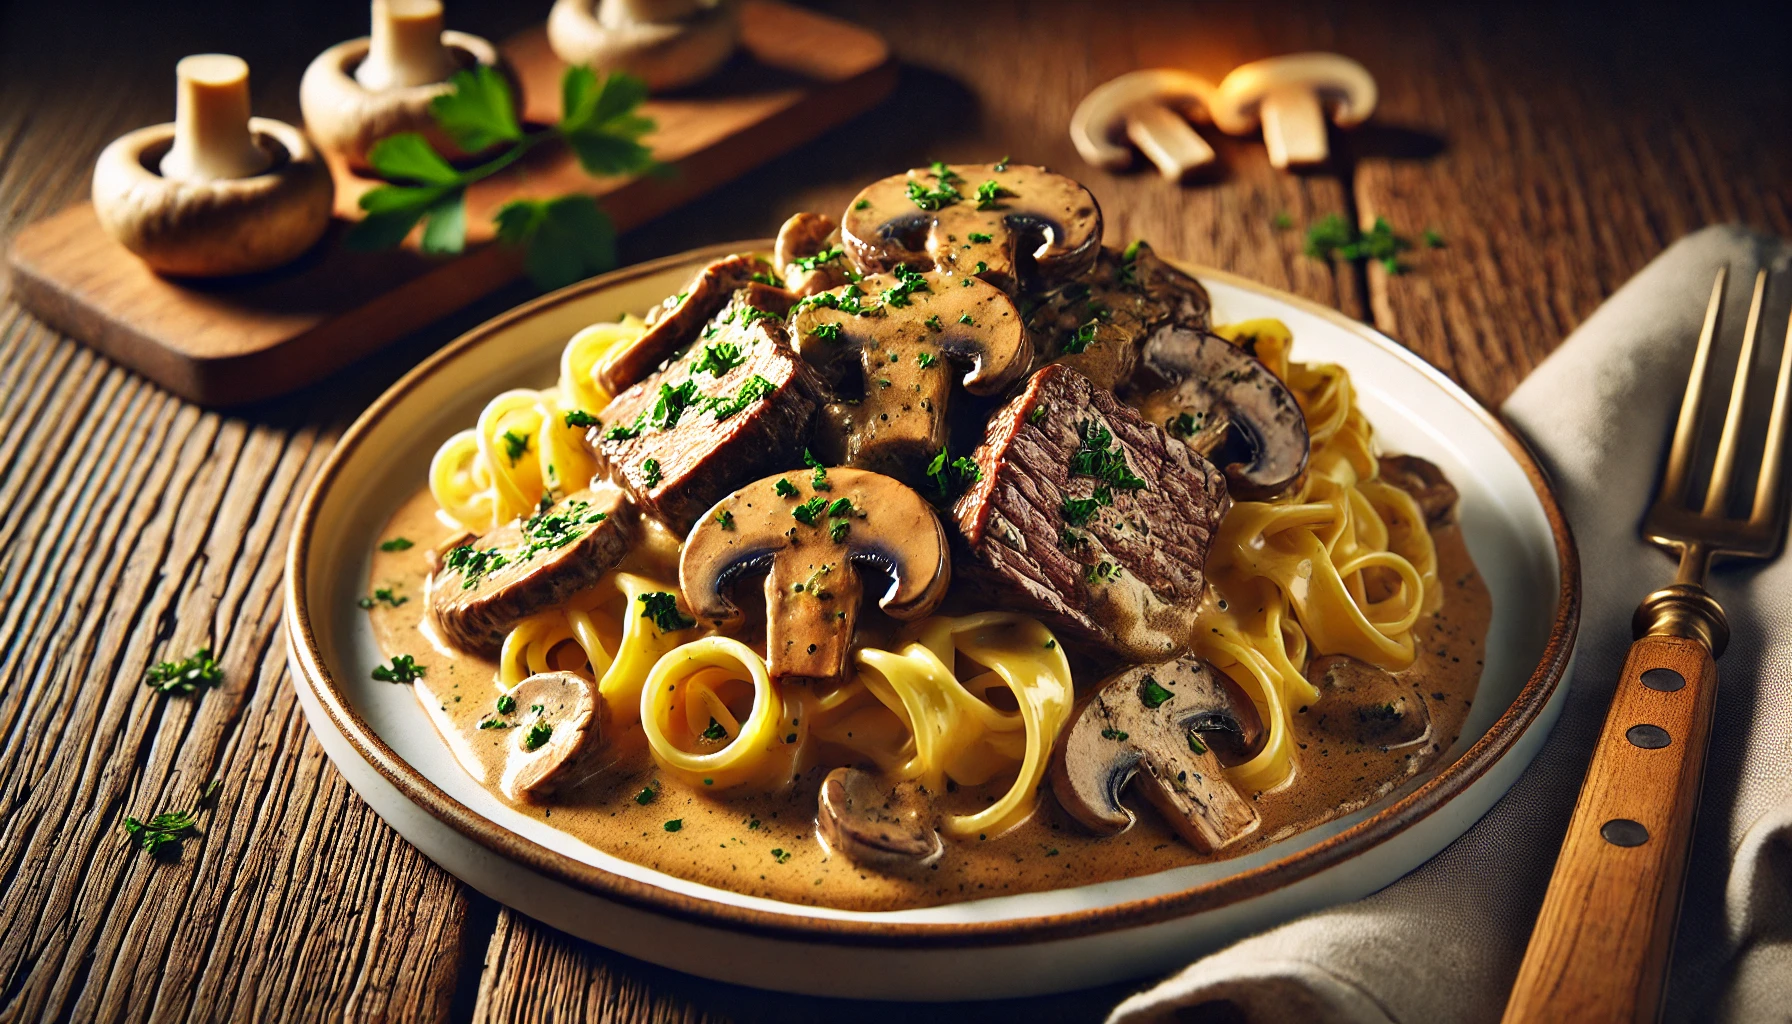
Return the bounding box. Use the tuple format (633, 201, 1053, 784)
(431, 487, 637, 655)
(591, 305, 822, 532)
(952, 365, 1227, 660)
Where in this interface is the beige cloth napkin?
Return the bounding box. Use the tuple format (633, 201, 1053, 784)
(1110, 226, 1792, 1024)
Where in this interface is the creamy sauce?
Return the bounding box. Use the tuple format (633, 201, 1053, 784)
(367, 487, 1490, 912)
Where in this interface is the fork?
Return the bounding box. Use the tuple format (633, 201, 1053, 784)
(1503, 267, 1791, 1023)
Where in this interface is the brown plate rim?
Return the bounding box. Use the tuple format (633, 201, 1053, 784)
(285, 240, 1581, 949)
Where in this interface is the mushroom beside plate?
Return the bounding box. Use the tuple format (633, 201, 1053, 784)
(285, 240, 1578, 1001)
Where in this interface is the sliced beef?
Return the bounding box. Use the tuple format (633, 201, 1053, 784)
(597, 253, 777, 395)
(430, 487, 637, 655)
(1026, 241, 1213, 391)
(589, 301, 823, 533)
(952, 364, 1228, 661)
(1377, 454, 1459, 526)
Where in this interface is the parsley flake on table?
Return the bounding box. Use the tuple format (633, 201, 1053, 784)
(145, 647, 223, 695)
(122, 809, 198, 860)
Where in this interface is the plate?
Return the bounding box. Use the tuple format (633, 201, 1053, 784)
(285, 242, 1579, 1000)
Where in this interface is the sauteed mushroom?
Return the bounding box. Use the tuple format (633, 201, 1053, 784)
(816, 767, 943, 872)
(680, 469, 949, 684)
(1307, 654, 1432, 750)
(498, 671, 604, 799)
(1378, 454, 1459, 526)
(791, 269, 1029, 475)
(1130, 326, 1309, 499)
(840, 162, 1102, 295)
(1049, 655, 1264, 853)
(775, 212, 850, 296)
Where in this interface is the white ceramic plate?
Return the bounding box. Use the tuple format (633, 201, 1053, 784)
(286, 242, 1579, 1000)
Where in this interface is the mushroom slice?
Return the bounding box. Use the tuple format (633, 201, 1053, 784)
(498, 671, 605, 800)
(679, 468, 949, 684)
(1307, 654, 1432, 750)
(1131, 326, 1309, 499)
(775, 212, 851, 297)
(817, 767, 943, 873)
(1028, 241, 1213, 391)
(1070, 69, 1218, 182)
(1377, 454, 1459, 527)
(791, 269, 1029, 476)
(839, 163, 1103, 296)
(597, 253, 774, 395)
(1208, 53, 1378, 169)
(1050, 656, 1263, 853)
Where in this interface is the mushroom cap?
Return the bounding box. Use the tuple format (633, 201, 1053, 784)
(1069, 69, 1216, 171)
(774, 212, 849, 297)
(497, 671, 605, 800)
(1048, 655, 1263, 853)
(840, 163, 1103, 296)
(300, 30, 515, 170)
(547, 0, 740, 93)
(91, 117, 335, 278)
(679, 468, 949, 683)
(1307, 654, 1432, 751)
(1133, 326, 1309, 499)
(1208, 52, 1378, 134)
(816, 767, 943, 872)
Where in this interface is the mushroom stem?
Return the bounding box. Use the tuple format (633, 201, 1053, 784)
(1125, 103, 1216, 182)
(1259, 84, 1329, 168)
(356, 0, 459, 91)
(161, 54, 271, 182)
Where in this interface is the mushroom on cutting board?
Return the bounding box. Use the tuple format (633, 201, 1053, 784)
(790, 269, 1029, 477)
(1070, 69, 1219, 182)
(679, 469, 949, 684)
(91, 54, 334, 278)
(1049, 655, 1264, 853)
(816, 767, 943, 872)
(840, 163, 1102, 296)
(548, 0, 740, 92)
(1128, 326, 1310, 499)
(301, 0, 516, 171)
(1208, 53, 1377, 169)
(497, 671, 606, 799)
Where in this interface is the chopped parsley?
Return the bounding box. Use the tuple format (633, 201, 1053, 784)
(378, 537, 414, 552)
(967, 231, 993, 243)
(1044, 638, 1057, 649)
(917, 350, 938, 368)
(775, 478, 799, 498)
(372, 655, 425, 683)
(1070, 420, 1147, 490)
(1062, 319, 1099, 354)
(691, 340, 744, 377)
(771, 848, 792, 864)
(1167, 411, 1205, 438)
(603, 420, 642, 441)
(1423, 228, 1445, 249)
(749, 270, 783, 287)
(792, 245, 844, 271)
(854, 198, 871, 210)
(564, 409, 601, 429)
(357, 587, 408, 610)
(1304, 214, 1412, 274)
(639, 591, 695, 632)
(701, 718, 728, 741)
(664, 819, 684, 832)
(501, 429, 531, 465)
(974, 179, 1011, 210)
(145, 647, 223, 695)
(958, 313, 975, 325)
(829, 519, 850, 542)
(1271, 211, 1294, 230)
(478, 718, 512, 730)
(635, 784, 658, 805)
(522, 719, 553, 751)
(906, 177, 961, 211)
(878, 263, 931, 308)
(1100, 727, 1130, 742)
(1060, 494, 1105, 527)
(925, 446, 982, 501)
(1140, 675, 1174, 709)
(706, 374, 775, 419)
(441, 499, 613, 588)
(804, 448, 830, 490)
(792, 496, 829, 525)
(496, 694, 517, 715)
(716, 509, 735, 530)
(1086, 561, 1119, 584)
(123, 809, 199, 859)
(923, 314, 943, 332)
(793, 284, 874, 318)
(809, 321, 844, 343)
(1188, 733, 1209, 755)
(993, 155, 1010, 171)
(641, 457, 662, 487)
(928, 160, 961, 183)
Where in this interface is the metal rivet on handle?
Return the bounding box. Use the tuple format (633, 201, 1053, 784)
(1641, 668, 1685, 692)
(1601, 819, 1650, 847)
(1627, 724, 1671, 749)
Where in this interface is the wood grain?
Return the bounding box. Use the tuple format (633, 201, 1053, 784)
(1503, 635, 1720, 1023)
(4, 1, 894, 408)
(0, 0, 1787, 1021)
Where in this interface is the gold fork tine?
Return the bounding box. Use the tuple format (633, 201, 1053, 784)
(1751, 299, 1792, 528)
(1702, 269, 1769, 515)
(1660, 267, 1727, 505)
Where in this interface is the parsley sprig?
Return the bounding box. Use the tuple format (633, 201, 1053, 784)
(349, 66, 659, 290)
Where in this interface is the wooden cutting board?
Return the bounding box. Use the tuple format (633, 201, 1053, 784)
(4, 1, 894, 407)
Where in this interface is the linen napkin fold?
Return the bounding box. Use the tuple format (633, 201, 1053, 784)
(1110, 225, 1792, 1024)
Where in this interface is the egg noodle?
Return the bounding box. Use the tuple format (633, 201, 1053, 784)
(429, 305, 1437, 835)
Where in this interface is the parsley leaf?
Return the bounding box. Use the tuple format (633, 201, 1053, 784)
(792, 496, 829, 525)
(906, 177, 961, 211)
(558, 67, 656, 176)
(123, 809, 199, 859)
(701, 718, 728, 741)
(639, 592, 695, 632)
(716, 509, 735, 530)
(974, 179, 1012, 210)
(809, 321, 843, 343)
(372, 655, 426, 683)
(494, 194, 618, 291)
(641, 457, 662, 487)
(522, 719, 553, 751)
(145, 647, 222, 695)
(379, 537, 414, 552)
(925, 446, 982, 501)
(430, 65, 523, 151)
(564, 409, 601, 428)
(1139, 675, 1174, 709)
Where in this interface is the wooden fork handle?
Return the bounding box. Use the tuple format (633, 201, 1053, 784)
(1503, 632, 1720, 1023)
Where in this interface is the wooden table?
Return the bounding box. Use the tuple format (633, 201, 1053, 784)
(2, 1, 1786, 1020)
